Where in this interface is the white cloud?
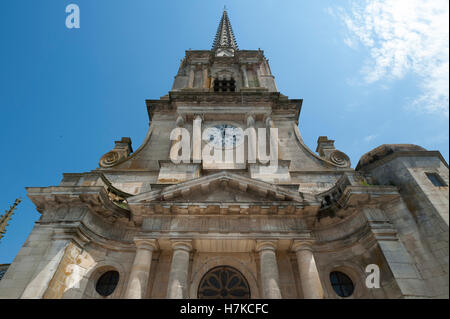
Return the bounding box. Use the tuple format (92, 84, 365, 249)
(364, 134, 378, 142)
(344, 37, 357, 49)
(333, 0, 449, 116)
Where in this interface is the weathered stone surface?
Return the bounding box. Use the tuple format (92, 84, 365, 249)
(0, 10, 447, 300)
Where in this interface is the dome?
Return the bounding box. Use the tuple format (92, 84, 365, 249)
(356, 144, 427, 170)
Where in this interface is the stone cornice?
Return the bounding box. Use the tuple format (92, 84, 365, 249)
(316, 172, 399, 210)
(146, 91, 302, 121)
(184, 49, 266, 64)
(26, 186, 131, 222)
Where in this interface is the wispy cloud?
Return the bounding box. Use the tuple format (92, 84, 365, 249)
(331, 0, 449, 116)
(364, 134, 378, 142)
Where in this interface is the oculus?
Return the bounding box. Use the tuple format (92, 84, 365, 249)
(95, 270, 120, 297)
(330, 271, 354, 298)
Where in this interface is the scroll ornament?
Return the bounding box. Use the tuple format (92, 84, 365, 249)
(98, 137, 133, 168)
(329, 150, 351, 168)
(99, 151, 124, 168)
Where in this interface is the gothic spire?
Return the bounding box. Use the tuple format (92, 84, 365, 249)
(212, 8, 238, 51)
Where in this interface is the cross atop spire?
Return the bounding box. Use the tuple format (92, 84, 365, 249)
(212, 8, 238, 51)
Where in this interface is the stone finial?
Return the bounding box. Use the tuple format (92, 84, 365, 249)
(316, 136, 335, 158)
(114, 137, 133, 156)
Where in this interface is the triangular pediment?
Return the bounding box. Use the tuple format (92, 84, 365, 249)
(182, 185, 271, 202)
(127, 171, 317, 204)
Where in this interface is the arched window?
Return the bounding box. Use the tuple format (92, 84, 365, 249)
(198, 266, 250, 299)
(95, 270, 120, 297)
(330, 271, 354, 297)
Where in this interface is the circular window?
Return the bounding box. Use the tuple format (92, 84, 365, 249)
(198, 266, 250, 299)
(95, 270, 120, 297)
(330, 271, 354, 298)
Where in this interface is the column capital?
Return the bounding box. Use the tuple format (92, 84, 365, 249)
(175, 115, 185, 127)
(263, 116, 274, 128)
(246, 114, 255, 127)
(171, 239, 193, 252)
(255, 240, 278, 252)
(134, 238, 159, 252)
(193, 114, 204, 121)
(291, 240, 315, 252)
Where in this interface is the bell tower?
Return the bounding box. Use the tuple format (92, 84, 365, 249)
(172, 9, 278, 93)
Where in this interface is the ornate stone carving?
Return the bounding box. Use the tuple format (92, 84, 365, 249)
(329, 150, 351, 168)
(99, 137, 133, 168)
(99, 151, 122, 168)
(315, 136, 351, 168)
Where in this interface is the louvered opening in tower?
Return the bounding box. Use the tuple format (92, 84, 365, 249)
(213, 78, 236, 92)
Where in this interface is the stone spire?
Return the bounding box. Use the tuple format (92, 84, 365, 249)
(212, 8, 238, 51)
(0, 198, 21, 242)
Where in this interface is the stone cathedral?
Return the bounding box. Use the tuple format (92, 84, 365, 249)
(0, 10, 448, 299)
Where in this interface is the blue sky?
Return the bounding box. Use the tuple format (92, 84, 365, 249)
(0, 0, 448, 263)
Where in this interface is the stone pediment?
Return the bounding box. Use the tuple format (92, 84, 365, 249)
(128, 171, 316, 204)
(126, 172, 322, 224)
(177, 186, 271, 202)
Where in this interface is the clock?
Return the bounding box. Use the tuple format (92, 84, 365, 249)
(206, 124, 244, 148)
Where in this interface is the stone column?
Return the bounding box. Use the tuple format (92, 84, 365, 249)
(256, 241, 282, 299)
(192, 115, 202, 163)
(265, 116, 274, 129)
(166, 240, 192, 299)
(188, 65, 195, 88)
(202, 65, 209, 89)
(124, 239, 158, 299)
(255, 63, 262, 87)
(265, 116, 280, 160)
(292, 240, 324, 299)
(246, 115, 257, 163)
(241, 64, 249, 88)
(21, 230, 73, 299)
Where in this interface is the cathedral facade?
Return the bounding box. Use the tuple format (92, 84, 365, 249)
(0, 10, 448, 299)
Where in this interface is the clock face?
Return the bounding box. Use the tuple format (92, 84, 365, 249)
(206, 124, 243, 148)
